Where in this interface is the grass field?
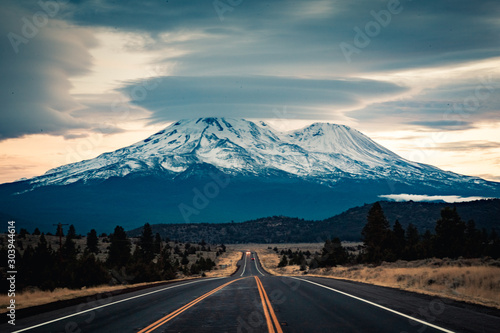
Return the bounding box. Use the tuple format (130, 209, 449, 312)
(3, 242, 499, 312)
(254, 244, 500, 309)
(0, 247, 241, 313)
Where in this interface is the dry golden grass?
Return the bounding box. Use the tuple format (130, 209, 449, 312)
(0, 249, 242, 312)
(257, 249, 282, 276)
(258, 248, 500, 309)
(205, 250, 242, 277)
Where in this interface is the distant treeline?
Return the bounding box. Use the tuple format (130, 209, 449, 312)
(129, 199, 500, 243)
(0, 224, 223, 292)
(277, 203, 500, 269)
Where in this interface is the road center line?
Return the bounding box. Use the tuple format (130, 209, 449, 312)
(12, 277, 225, 333)
(255, 276, 283, 333)
(138, 277, 245, 333)
(290, 277, 455, 333)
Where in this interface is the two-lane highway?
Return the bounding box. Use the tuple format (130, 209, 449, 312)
(3, 251, 500, 332)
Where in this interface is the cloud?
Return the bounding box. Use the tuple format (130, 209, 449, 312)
(44, 0, 500, 73)
(0, 2, 98, 140)
(3, 0, 500, 140)
(119, 76, 408, 122)
(349, 68, 500, 131)
(379, 194, 496, 203)
(406, 120, 475, 131)
(423, 141, 500, 151)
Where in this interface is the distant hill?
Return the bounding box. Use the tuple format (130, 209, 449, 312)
(128, 199, 500, 243)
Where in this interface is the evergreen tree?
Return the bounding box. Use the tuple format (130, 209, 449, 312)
(464, 220, 482, 258)
(33, 228, 41, 235)
(308, 256, 319, 269)
(19, 228, 29, 239)
(488, 228, 500, 258)
(157, 247, 176, 280)
(61, 235, 78, 262)
(420, 230, 434, 259)
(86, 229, 99, 254)
(403, 223, 420, 260)
(139, 223, 155, 262)
(392, 220, 405, 258)
(434, 207, 466, 258)
(67, 224, 77, 240)
(278, 255, 288, 267)
(107, 226, 131, 267)
(30, 234, 57, 290)
(361, 202, 392, 263)
(154, 233, 162, 254)
(319, 238, 348, 267)
(73, 254, 110, 288)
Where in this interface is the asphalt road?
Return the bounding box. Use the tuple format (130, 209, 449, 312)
(2, 251, 500, 332)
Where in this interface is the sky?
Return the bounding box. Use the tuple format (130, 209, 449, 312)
(0, 0, 499, 184)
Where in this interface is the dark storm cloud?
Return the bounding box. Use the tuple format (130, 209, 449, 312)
(40, 0, 500, 72)
(350, 75, 500, 131)
(0, 2, 99, 140)
(119, 76, 408, 122)
(16, 0, 500, 73)
(2, 0, 499, 139)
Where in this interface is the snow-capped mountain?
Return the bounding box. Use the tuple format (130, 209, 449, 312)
(1, 117, 498, 232)
(25, 118, 485, 189)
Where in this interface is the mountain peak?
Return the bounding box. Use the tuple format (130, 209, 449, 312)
(18, 117, 485, 189)
(306, 122, 351, 130)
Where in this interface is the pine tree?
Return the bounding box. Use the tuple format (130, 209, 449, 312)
(19, 228, 29, 239)
(320, 238, 348, 267)
(488, 228, 500, 258)
(107, 226, 131, 267)
(154, 233, 162, 254)
(86, 229, 99, 254)
(434, 207, 466, 258)
(30, 234, 56, 290)
(392, 220, 406, 259)
(61, 235, 78, 262)
(361, 202, 392, 263)
(139, 223, 155, 262)
(73, 254, 110, 287)
(67, 224, 77, 240)
(464, 220, 482, 258)
(403, 223, 419, 260)
(278, 255, 288, 267)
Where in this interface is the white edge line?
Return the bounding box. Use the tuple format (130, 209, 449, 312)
(290, 277, 455, 333)
(254, 253, 264, 276)
(240, 253, 247, 277)
(13, 277, 225, 333)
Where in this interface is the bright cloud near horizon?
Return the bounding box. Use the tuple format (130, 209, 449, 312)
(0, 0, 499, 184)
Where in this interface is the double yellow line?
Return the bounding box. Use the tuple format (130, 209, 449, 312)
(138, 276, 282, 333)
(138, 278, 243, 333)
(255, 276, 284, 333)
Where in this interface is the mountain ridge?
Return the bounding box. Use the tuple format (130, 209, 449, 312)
(11, 117, 493, 190)
(127, 199, 500, 243)
(1, 117, 499, 233)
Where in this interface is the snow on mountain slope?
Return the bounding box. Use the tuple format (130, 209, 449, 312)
(25, 117, 484, 188)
